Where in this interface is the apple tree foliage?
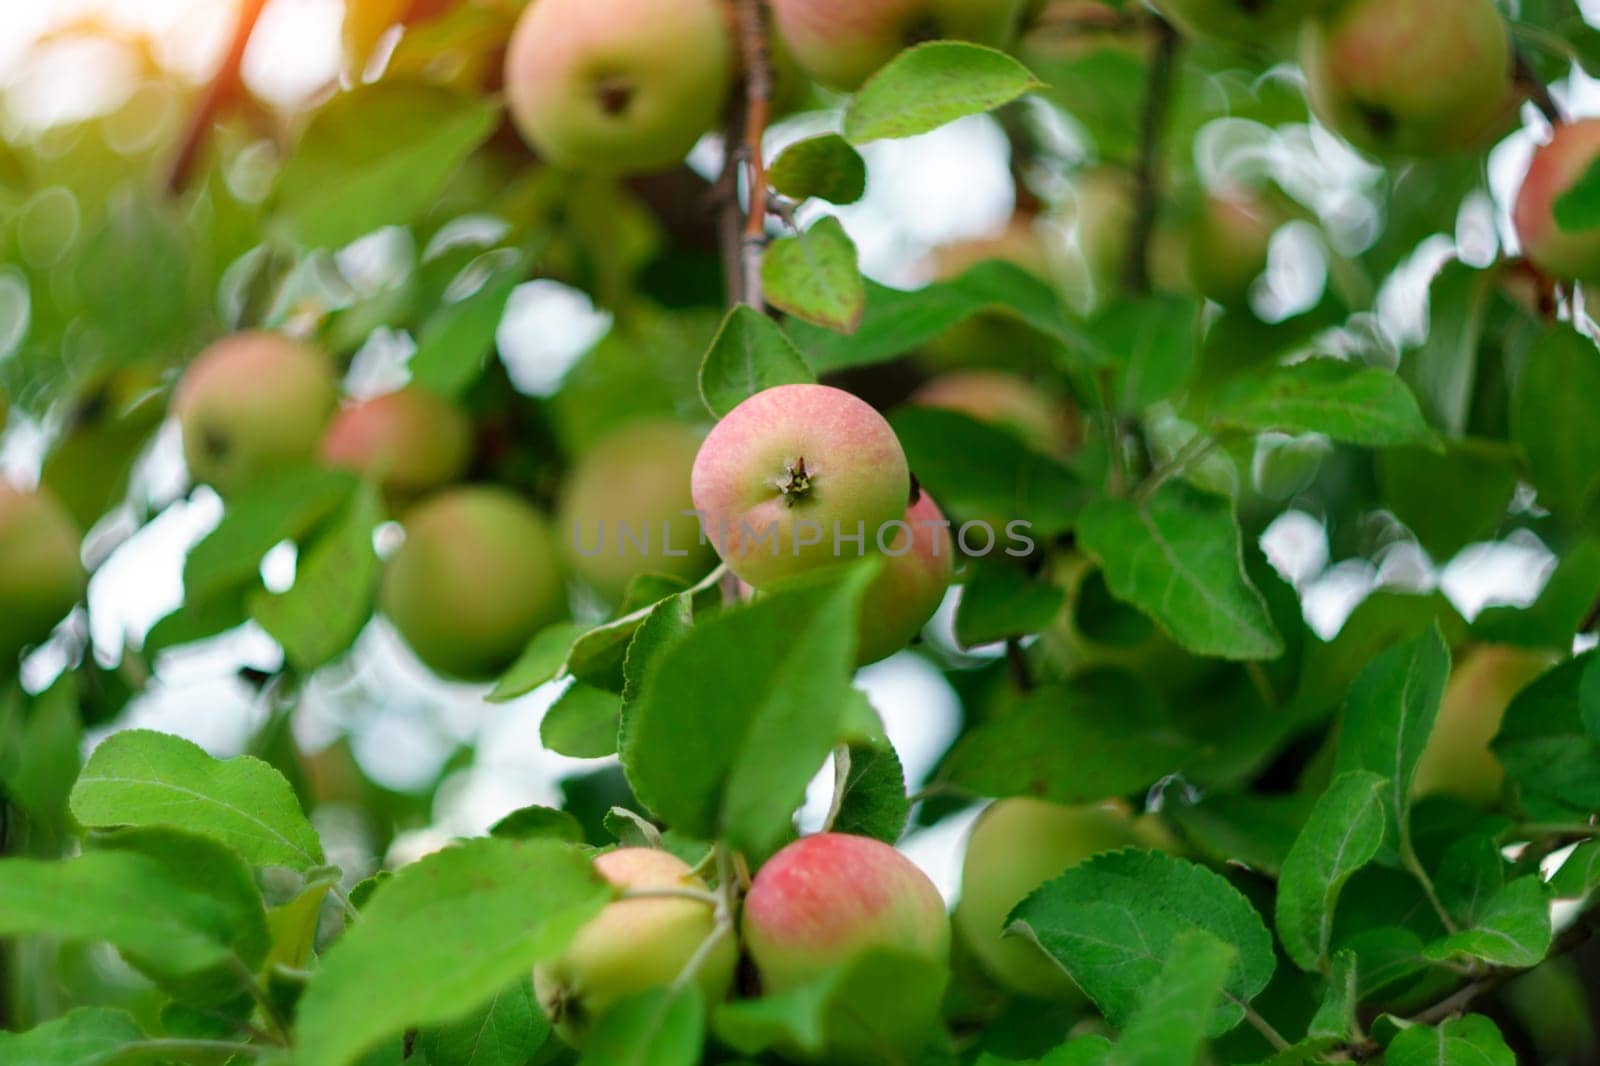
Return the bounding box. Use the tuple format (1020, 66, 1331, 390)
(3, 0, 1600, 1063)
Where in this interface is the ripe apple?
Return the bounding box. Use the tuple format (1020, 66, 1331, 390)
(1155, 0, 1320, 43)
(535, 848, 736, 1046)
(855, 491, 955, 665)
(557, 420, 717, 602)
(910, 370, 1076, 455)
(1186, 189, 1282, 306)
(173, 332, 338, 496)
(0, 481, 85, 667)
(1299, 0, 1513, 157)
(953, 798, 1143, 998)
(743, 833, 949, 993)
(690, 384, 910, 589)
(1514, 119, 1600, 283)
(320, 386, 472, 503)
(380, 485, 566, 679)
(1412, 644, 1552, 806)
(769, 0, 1026, 91)
(504, 0, 733, 173)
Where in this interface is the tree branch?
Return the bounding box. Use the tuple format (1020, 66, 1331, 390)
(167, 0, 271, 196)
(1122, 16, 1179, 295)
(735, 0, 774, 308)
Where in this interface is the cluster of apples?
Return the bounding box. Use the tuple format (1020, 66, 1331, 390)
(535, 796, 1160, 1059)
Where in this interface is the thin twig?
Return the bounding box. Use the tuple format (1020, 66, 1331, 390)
(1123, 16, 1179, 295)
(167, 0, 270, 195)
(1400, 838, 1459, 936)
(1230, 994, 1291, 1053)
(1005, 638, 1034, 692)
(1134, 432, 1216, 505)
(228, 957, 290, 1045)
(622, 886, 722, 907)
(735, 0, 774, 308)
(1513, 47, 1566, 128)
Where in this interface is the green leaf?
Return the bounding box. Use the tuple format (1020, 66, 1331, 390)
(789, 261, 1082, 373)
(1011, 849, 1275, 1035)
(1554, 156, 1600, 232)
(1308, 950, 1359, 1042)
(843, 42, 1043, 143)
(489, 805, 586, 844)
(1492, 652, 1600, 814)
(715, 949, 947, 1064)
(1077, 481, 1283, 661)
(889, 407, 1085, 534)
(1515, 326, 1600, 522)
(582, 985, 703, 1066)
(1400, 261, 1493, 435)
(182, 466, 355, 603)
(1375, 440, 1520, 560)
(831, 743, 909, 844)
(0, 852, 239, 985)
(410, 249, 531, 399)
(1166, 792, 1315, 879)
(276, 81, 498, 249)
(767, 134, 867, 205)
(541, 682, 623, 759)
(762, 217, 865, 334)
(488, 622, 587, 703)
(1087, 295, 1200, 411)
(943, 671, 1193, 804)
(954, 559, 1067, 646)
(70, 729, 324, 871)
(1215, 359, 1439, 448)
(1385, 1014, 1515, 1066)
(1104, 931, 1235, 1066)
(250, 481, 382, 672)
(698, 305, 816, 419)
(621, 564, 875, 855)
(0, 1007, 145, 1066)
(294, 838, 609, 1066)
(1551, 839, 1600, 899)
(1275, 771, 1388, 972)
(0, 672, 81, 844)
(1334, 625, 1451, 847)
(1423, 876, 1552, 968)
(419, 979, 549, 1066)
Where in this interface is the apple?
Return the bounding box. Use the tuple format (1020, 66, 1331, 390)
(770, 0, 1026, 92)
(953, 798, 1143, 998)
(173, 332, 339, 496)
(379, 485, 566, 679)
(535, 848, 736, 1046)
(743, 833, 949, 993)
(503, 0, 733, 173)
(1411, 644, 1552, 807)
(557, 420, 717, 602)
(855, 491, 955, 665)
(690, 384, 910, 589)
(1299, 0, 1513, 158)
(320, 385, 473, 502)
(1514, 119, 1600, 283)
(1156, 0, 1321, 43)
(1186, 189, 1282, 306)
(910, 370, 1076, 455)
(0, 481, 85, 667)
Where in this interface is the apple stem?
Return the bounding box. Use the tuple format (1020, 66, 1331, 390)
(622, 887, 722, 907)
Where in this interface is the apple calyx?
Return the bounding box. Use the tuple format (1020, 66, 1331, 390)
(777, 457, 813, 505)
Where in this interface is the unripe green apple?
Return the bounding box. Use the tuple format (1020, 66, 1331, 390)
(557, 420, 717, 602)
(380, 486, 566, 679)
(173, 332, 338, 496)
(769, 0, 1026, 91)
(910, 370, 1077, 455)
(1411, 644, 1553, 807)
(0, 481, 85, 667)
(535, 848, 736, 1046)
(1299, 0, 1513, 158)
(856, 491, 955, 665)
(954, 798, 1143, 998)
(690, 385, 910, 589)
(1186, 189, 1282, 307)
(320, 386, 472, 501)
(743, 832, 950, 994)
(1514, 120, 1600, 283)
(1155, 0, 1320, 43)
(504, 0, 733, 173)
